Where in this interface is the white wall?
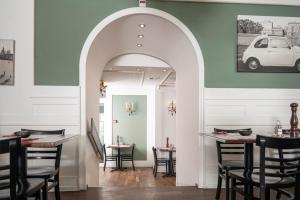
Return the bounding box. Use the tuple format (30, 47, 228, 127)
(0, 0, 81, 191)
(155, 88, 176, 147)
(201, 88, 300, 188)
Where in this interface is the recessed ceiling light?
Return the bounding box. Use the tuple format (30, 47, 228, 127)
(138, 34, 144, 38)
(163, 69, 167, 72)
(137, 44, 142, 47)
(139, 24, 146, 28)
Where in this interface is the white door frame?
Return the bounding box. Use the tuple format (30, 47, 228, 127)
(79, 7, 205, 189)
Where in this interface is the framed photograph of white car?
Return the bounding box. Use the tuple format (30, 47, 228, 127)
(0, 39, 14, 84)
(237, 15, 300, 73)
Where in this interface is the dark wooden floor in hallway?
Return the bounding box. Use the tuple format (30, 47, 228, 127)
(99, 167, 176, 187)
(49, 168, 290, 200)
(50, 187, 289, 200)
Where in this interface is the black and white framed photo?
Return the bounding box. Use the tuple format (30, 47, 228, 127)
(237, 15, 300, 73)
(0, 39, 14, 85)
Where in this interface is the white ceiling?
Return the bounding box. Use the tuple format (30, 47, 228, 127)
(103, 54, 176, 88)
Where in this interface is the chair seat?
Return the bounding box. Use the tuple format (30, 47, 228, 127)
(221, 160, 245, 170)
(27, 166, 58, 179)
(157, 158, 169, 164)
(106, 154, 117, 157)
(157, 157, 168, 161)
(121, 154, 132, 157)
(0, 178, 44, 200)
(229, 169, 296, 187)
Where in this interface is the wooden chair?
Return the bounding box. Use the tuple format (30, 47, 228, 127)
(152, 147, 169, 177)
(276, 129, 300, 200)
(214, 128, 252, 200)
(121, 144, 135, 170)
(229, 135, 300, 200)
(0, 137, 45, 200)
(103, 144, 117, 171)
(21, 129, 65, 200)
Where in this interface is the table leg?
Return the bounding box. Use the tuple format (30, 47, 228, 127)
(19, 146, 27, 180)
(163, 151, 175, 177)
(244, 143, 254, 200)
(117, 148, 121, 169)
(169, 151, 174, 176)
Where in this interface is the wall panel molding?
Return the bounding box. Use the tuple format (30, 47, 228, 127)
(202, 88, 300, 188)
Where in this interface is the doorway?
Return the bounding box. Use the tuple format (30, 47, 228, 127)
(98, 55, 177, 187)
(79, 7, 205, 189)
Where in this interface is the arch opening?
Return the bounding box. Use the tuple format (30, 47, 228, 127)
(79, 7, 205, 188)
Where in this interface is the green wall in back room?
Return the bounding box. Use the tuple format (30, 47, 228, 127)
(35, 0, 300, 88)
(112, 95, 147, 161)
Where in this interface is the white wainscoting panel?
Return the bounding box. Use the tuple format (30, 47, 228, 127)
(202, 88, 300, 188)
(0, 86, 81, 191)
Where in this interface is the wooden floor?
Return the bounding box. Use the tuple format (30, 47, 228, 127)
(48, 168, 290, 200)
(50, 187, 289, 200)
(99, 167, 176, 187)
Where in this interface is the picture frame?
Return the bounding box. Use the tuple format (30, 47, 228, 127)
(0, 39, 15, 84)
(237, 15, 300, 73)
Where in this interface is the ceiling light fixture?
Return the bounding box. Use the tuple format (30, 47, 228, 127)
(139, 24, 146, 28)
(162, 69, 167, 72)
(137, 44, 142, 47)
(138, 34, 144, 38)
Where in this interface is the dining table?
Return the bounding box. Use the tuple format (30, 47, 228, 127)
(106, 144, 131, 171)
(19, 134, 78, 178)
(159, 147, 176, 177)
(201, 132, 257, 200)
(1, 134, 77, 200)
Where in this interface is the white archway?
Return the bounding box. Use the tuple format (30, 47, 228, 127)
(79, 7, 205, 188)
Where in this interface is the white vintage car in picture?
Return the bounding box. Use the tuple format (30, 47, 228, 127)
(242, 35, 300, 71)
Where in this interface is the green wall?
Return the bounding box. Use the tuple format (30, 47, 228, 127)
(35, 0, 300, 88)
(112, 95, 147, 160)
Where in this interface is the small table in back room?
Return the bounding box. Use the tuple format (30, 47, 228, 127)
(159, 147, 176, 177)
(107, 144, 131, 171)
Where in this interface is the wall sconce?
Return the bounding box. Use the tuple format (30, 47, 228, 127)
(168, 100, 176, 116)
(125, 102, 135, 116)
(99, 80, 107, 97)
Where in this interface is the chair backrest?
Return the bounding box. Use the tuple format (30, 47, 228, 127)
(0, 137, 20, 200)
(152, 147, 158, 162)
(131, 144, 135, 157)
(214, 128, 251, 164)
(21, 129, 65, 169)
(278, 130, 300, 163)
(256, 135, 300, 199)
(103, 144, 107, 157)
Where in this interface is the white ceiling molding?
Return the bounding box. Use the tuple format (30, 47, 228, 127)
(157, 0, 300, 6)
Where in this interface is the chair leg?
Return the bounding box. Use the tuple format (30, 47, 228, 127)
(54, 174, 61, 200)
(154, 164, 157, 177)
(225, 170, 230, 200)
(104, 160, 106, 171)
(42, 179, 48, 200)
(35, 189, 42, 200)
(265, 187, 271, 200)
(216, 174, 222, 200)
(276, 191, 282, 200)
(295, 176, 300, 200)
(153, 165, 155, 175)
(132, 159, 135, 170)
(230, 177, 236, 200)
(165, 162, 168, 174)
